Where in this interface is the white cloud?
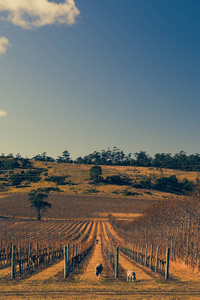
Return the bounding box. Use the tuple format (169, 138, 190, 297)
(0, 110, 7, 117)
(0, 36, 11, 55)
(0, 0, 80, 29)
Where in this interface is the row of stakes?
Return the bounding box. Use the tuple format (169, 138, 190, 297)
(11, 244, 169, 280)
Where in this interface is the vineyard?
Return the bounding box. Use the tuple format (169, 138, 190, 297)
(0, 218, 96, 278)
(0, 218, 168, 279)
(1, 217, 200, 299)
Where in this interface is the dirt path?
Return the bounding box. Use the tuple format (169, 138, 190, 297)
(119, 253, 160, 285)
(25, 260, 64, 282)
(78, 221, 110, 281)
(101, 221, 160, 286)
(106, 221, 124, 244)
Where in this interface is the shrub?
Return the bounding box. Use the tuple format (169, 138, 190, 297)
(132, 178, 152, 189)
(132, 175, 194, 195)
(45, 175, 69, 185)
(105, 175, 131, 186)
(153, 175, 194, 194)
(86, 188, 100, 194)
(89, 166, 103, 184)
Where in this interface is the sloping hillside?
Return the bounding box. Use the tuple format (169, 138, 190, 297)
(0, 160, 197, 219)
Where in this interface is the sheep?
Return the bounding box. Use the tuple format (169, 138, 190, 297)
(127, 270, 136, 282)
(95, 263, 103, 277)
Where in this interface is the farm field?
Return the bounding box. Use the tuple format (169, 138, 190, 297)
(0, 220, 200, 299)
(0, 163, 200, 298)
(0, 192, 155, 220)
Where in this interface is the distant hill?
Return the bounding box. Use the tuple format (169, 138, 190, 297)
(0, 159, 198, 197)
(0, 159, 198, 219)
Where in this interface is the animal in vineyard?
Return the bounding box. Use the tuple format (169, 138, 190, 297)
(95, 263, 103, 276)
(127, 270, 136, 282)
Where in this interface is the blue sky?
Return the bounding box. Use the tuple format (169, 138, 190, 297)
(0, 0, 200, 159)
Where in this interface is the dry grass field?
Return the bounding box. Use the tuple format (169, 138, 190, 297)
(0, 161, 196, 220)
(0, 162, 200, 299)
(22, 161, 199, 199)
(0, 192, 156, 220)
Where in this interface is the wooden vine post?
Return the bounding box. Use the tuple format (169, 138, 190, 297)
(36, 243, 39, 266)
(115, 246, 119, 278)
(28, 242, 32, 267)
(145, 244, 148, 267)
(56, 241, 58, 258)
(64, 244, 69, 279)
(18, 244, 22, 276)
(52, 242, 54, 261)
(137, 244, 140, 262)
(134, 245, 137, 261)
(165, 247, 170, 279)
(59, 242, 61, 258)
(149, 244, 153, 270)
(48, 244, 50, 262)
(10, 242, 12, 265)
(155, 246, 159, 273)
(132, 244, 134, 260)
(141, 245, 144, 265)
(11, 245, 16, 279)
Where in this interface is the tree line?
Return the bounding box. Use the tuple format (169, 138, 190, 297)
(2, 148, 200, 171)
(81, 149, 200, 170)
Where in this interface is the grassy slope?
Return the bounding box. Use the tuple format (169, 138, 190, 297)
(0, 161, 198, 219)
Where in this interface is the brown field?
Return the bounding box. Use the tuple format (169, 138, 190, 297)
(0, 192, 155, 220)
(0, 163, 200, 299)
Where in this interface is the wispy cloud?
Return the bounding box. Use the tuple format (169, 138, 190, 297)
(0, 0, 80, 29)
(0, 36, 11, 55)
(0, 110, 7, 117)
